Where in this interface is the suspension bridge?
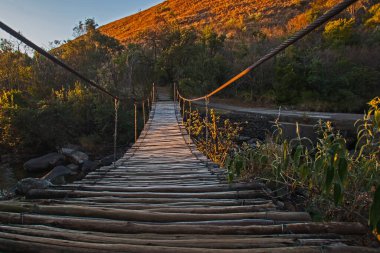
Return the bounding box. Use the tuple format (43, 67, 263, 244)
(0, 0, 379, 252)
(0, 89, 376, 252)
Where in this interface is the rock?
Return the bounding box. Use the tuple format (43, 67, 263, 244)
(100, 155, 115, 166)
(247, 138, 260, 145)
(237, 135, 251, 142)
(41, 165, 73, 182)
(276, 200, 285, 209)
(61, 148, 89, 165)
(67, 163, 80, 172)
(81, 160, 100, 174)
(284, 201, 296, 212)
(62, 144, 81, 151)
(1, 154, 11, 163)
(23, 153, 65, 172)
(16, 178, 51, 195)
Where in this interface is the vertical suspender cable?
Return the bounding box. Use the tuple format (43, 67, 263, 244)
(173, 83, 176, 103)
(205, 97, 209, 144)
(174, 0, 359, 102)
(182, 98, 185, 124)
(152, 83, 155, 103)
(0, 21, 119, 101)
(113, 99, 119, 165)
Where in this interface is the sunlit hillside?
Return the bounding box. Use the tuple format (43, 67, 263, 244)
(98, 0, 302, 42)
(99, 0, 370, 43)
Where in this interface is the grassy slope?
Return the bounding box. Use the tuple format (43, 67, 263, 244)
(98, 0, 311, 43)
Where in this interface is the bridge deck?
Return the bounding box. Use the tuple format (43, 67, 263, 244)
(0, 94, 376, 252)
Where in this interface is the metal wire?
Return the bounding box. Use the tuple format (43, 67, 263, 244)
(113, 99, 120, 165)
(0, 20, 119, 101)
(177, 0, 358, 102)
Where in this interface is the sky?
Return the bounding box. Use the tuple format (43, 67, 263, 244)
(0, 0, 163, 49)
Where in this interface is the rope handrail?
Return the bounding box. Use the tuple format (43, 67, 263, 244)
(0, 19, 158, 167)
(177, 0, 358, 102)
(0, 20, 120, 101)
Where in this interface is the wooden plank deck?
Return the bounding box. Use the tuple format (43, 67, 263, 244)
(0, 92, 377, 252)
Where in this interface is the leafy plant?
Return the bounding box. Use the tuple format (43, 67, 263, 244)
(323, 18, 356, 47)
(222, 97, 380, 239)
(314, 121, 349, 205)
(185, 108, 241, 166)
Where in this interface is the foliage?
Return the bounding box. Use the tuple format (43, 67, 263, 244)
(0, 19, 140, 155)
(86, 0, 380, 113)
(224, 97, 380, 237)
(323, 18, 356, 47)
(0, 85, 134, 154)
(184, 108, 241, 166)
(365, 3, 380, 27)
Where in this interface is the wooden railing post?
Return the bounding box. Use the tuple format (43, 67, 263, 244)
(205, 97, 209, 144)
(182, 98, 185, 124)
(134, 102, 137, 143)
(173, 83, 176, 103)
(113, 99, 119, 165)
(142, 101, 146, 125)
(152, 83, 155, 103)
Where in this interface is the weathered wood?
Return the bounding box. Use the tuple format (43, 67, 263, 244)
(0, 98, 373, 252)
(53, 182, 267, 193)
(13, 224, 350, 240)
(47, 197, 272, 205)
(0, 211, 367, 235)
(0, 202, 311, 222)
(0, 225, 355, 249)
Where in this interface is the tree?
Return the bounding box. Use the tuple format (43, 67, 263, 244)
(73, 18, 98, 38)
(323, 18, 356, 47)
(0, 39, 33, 91)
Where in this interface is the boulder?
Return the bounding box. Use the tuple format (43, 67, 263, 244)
(41, 165, 73, 182)
(61, 148, 89, 165)
(67, 163, 80, 172)
(100, 155, 116, 166)
(81, 160, 100, 174)
(16, 178, 51, 195)
(23, 153, 65, 172)
(237, 135, 251, 142)
(62, 144, 81, 151)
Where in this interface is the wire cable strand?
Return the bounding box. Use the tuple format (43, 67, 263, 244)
(0, 20, 119, 100)
(178, 0, 358, 102)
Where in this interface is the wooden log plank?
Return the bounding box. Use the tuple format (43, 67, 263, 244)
(25, 189, 271, 200)
(53, 182, 267, 193)
(13, 224, 350, 240)
(0, 211, 367, 235)
(37, 197, 272, 206)
(1, 225, 357, 250)
(0, 202, 310, 222)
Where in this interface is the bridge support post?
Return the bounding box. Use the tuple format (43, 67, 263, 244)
(205, 97, 209, 144)
(173, 83, 176, 103)
(143, 101, 146, 125)
(152, 83, 155, 103)
(134, 103, 137, 143)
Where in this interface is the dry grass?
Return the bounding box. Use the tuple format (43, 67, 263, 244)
(98, 0, 312, 43)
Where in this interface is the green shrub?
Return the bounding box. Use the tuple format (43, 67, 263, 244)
(323, 18, 356, 47)
(223, 97, 379, 237)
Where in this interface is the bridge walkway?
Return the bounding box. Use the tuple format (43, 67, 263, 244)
(0, 91, 375, 252)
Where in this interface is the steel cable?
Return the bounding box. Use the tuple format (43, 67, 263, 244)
(0, 20, 119, 101)
(177, 0, 358, 102)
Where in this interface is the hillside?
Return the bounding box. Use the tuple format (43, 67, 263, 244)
(98, 0, 314, 43)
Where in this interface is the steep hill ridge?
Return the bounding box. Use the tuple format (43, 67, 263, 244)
(98, 0, 311, 43)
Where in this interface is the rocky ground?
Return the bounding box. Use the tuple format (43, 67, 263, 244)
(0, 145, 130, 200)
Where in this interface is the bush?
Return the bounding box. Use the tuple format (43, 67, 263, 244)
(0, 85, 134, 154)
(323, 18, 356, 47)
(224, 97, 380, 237)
